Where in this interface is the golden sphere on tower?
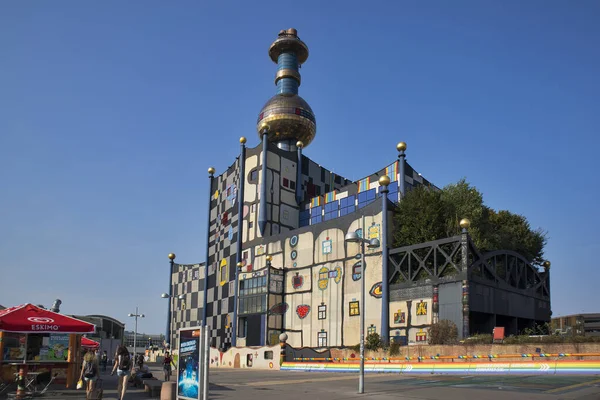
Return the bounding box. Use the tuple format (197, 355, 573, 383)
(459, 218, 471, 229)
(378, 175, 391, 186)
(168, 253, 176, 260)
(396, 142, 407, 152)
(208, 167, 216, 175)
(236, 262, 243, 268)
(543, 261, 551, 269)
(259, 123, 270, 134)
(240, 137, 247, 144)
(296, 141, 304, 149)
(266, 255, 273, 262)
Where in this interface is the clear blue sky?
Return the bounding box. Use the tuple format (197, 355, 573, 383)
(1, 1, 598, 335)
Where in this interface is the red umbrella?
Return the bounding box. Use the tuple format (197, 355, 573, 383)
(0, 303, 95, 333)
(81, 337, 100, 349)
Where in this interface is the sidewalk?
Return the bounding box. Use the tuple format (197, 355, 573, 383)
(43, 364, 167, 400)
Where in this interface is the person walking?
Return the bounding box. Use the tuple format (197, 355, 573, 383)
(111, 346, 132, 400)
(163, 351, 175, 381)
(79, 350, 99, 400)
(101, 351, 108, 372)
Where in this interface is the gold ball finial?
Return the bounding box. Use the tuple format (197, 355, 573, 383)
(296, 141, 304, 149)
(168, 253, 176, 260)
(543, 261, 551, 269)
(396, 141, 407, 152)
(240, 137, 247, 144)
(236, 262, 243, 268)
(259, 123, 270, 134)
(266, 255, 273, 262)
(208, 167, 215, 175)
(459, 218, 471, 229)
(378, 175, 391, 187)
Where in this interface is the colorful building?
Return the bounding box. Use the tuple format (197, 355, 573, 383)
(166, 28, 551, 351)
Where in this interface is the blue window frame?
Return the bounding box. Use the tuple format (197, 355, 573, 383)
(311, 206, 322, 225)
(339, 195, 356, 216)
(386, 181, 399, 203)
(357, 189, 376, 209)
(299, 210, 310, 227)
(324, 201, 339, 221)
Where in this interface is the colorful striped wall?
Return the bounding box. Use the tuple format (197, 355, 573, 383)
(281, 361, 600, 375)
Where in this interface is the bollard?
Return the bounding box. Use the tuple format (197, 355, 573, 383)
(279, 333, 288, 365)
(160, 381, 176, 400)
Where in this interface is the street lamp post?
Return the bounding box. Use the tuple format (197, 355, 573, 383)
(128, 307, 145, 360)
(345, 215, 380, 394)
(166, 253, 176, 348)
(160, 293, 185, 348)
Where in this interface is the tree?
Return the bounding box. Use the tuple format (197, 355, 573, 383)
(392, 185, 448, 246)
(428, 320, 458, 345)
(392, 179, 547, 266)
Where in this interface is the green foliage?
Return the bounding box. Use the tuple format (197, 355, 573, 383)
(388, 343, 401, 356)
(366, 332, 383, 351)
(465, 334, 493, 345)
(521, 322, 551, 336)
(349, 343, 361, 353)
(428, 320, 459, 345)
(393, 178, 547, 265)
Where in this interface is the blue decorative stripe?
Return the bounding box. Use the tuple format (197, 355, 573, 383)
(277, 53, 299, 95)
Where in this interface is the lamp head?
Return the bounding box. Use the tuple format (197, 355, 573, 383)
(140, 314, 145, 318)
(128, 313, 134, 317)
(367, 238, 381, 248)
(160, 293, 169, 298)
(178, 295, 185, 300)
(344, 231, 360, 243)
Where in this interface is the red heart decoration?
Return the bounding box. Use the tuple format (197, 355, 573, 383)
(296, 305, 310, 319)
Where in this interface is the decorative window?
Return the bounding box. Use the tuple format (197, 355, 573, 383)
(282, 210, 289, 221)
(299, 210, 310, 227)
(219, 259, 228, 285)
(318, 267, 329, 290)
(310, 206, 322, 224)
(248, 221, 254, 229)
(416, 300, 428, 316)
(324, 201, 339, 221)
(352, 262, 362, 281)
(322, 239, 332, 254)
(238, 317, 247, 337)
(317, 330, 327, 347)
(349, 301, 360, 316)
(367, 325, 376, 335)
(357, 189, 377, 209)
(290, 180, 296, 190)
(283, 177, 289, 188)
(318, 303, 326, 320)
(416, 329, 427, 342)
(339, 196, 355, 216)
(394, 311, 406, 324)
(249, 169, 258, 182)
(221, 212, 229, 225)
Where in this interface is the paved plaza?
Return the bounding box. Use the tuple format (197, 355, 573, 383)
(25, 364, 600, 400)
